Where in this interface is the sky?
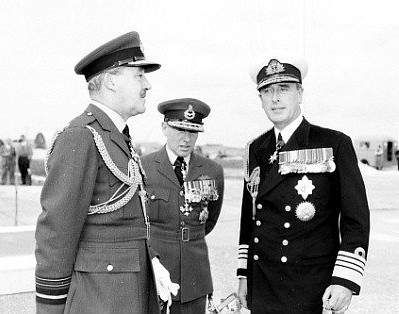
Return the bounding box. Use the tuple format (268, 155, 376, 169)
(1, 0, 399, 148)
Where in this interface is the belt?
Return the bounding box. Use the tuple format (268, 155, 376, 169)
(80, 225, 148, 242)
(151, 225, 205, 242)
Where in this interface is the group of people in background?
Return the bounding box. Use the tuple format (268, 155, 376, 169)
(0, 134, 33, 185)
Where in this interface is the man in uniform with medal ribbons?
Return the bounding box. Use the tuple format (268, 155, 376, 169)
(142, 98, 224, 313)
(236, 51, 370, 313)
(35, 31, 179, 314)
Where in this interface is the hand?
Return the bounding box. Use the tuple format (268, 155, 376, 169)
(151, 258, 180, 309)
(322, 285, 352, 313)
(237, 278, 248, 309)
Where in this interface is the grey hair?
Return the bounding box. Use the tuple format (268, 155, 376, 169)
(88, 67, 125, 95)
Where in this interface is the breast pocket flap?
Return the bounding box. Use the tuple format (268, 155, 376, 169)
(74, 246, 140, 273)
(147, 187, 170, 202)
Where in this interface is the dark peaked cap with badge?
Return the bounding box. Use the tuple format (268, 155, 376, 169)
(158, 98, 211, 132)
(249, 51, 308, 90)
(75, 31, 161, 81)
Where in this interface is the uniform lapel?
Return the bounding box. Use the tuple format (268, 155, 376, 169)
(155, 146, 181, 188)
(85, 103, 131, 157)
(185, 153, 204, 182)
(257, 119, 310, 199)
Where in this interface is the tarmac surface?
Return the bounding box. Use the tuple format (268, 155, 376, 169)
(1, 166, 399, 313)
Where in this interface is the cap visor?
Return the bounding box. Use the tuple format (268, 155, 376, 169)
(257, 76, 299, 90)
(126, 60, 161, 73)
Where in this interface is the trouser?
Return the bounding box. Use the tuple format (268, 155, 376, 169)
(1, 160, 15, 184)
(164, 295, 207, 314)
(18, 156, 30, 184)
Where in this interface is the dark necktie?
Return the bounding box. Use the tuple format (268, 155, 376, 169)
(174, 156, 186, 186)
(122, 125, 132, 150)
(276, 132, 285, 151)
(269, 132, 285, 164)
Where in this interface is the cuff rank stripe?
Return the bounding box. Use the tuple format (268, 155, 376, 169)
(332, 251, 366, 288)
(35, 275, 71, 305)
(238, 244, 249, 270)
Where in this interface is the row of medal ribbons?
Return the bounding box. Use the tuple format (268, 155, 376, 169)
(183, 179, 219, 203)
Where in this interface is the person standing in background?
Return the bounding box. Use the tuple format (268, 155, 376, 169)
(142, 98, 224, 313)
(0, 138, 16, 184)
(16, 134, 33, 185)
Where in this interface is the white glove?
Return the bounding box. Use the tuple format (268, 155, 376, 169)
(151, 257, 180, 311)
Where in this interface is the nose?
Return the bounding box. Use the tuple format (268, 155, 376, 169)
(182, 131, 191, 141)
(272, 90, 280, 102)
(142, 75, 152, 90)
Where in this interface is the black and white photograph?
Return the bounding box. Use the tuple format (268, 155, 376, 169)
(0, 0, 398, 313)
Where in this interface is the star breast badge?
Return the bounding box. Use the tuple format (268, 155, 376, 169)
(294, 175, 315, 200)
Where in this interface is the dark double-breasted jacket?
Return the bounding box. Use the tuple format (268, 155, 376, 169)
(237, 118, 370, 313)
(141, 147, 224, 303)
(35, 104, 159, 314)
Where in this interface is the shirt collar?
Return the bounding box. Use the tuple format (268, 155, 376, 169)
(90, 99, 126, 133)
(165, 145, 191, 166)
(274, 115, 303, 144)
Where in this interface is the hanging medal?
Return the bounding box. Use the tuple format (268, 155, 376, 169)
(294, 175, 316, 221)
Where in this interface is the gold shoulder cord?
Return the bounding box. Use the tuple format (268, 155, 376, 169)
(243, 131, 267, 220)
(85, 125, 142, 214)
(243, 131, 267, 182)
(44, 125, 69, 175)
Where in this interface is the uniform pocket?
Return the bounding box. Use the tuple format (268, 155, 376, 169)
(74, 244, 140, 273)
(146, 187, 170, 223)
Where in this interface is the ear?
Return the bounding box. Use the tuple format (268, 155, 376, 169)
(297, 87, 303, 104)
(103, 73, 116, 92)
(161, 122, 168, 136)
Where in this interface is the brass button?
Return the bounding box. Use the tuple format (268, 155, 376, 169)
(256, 220, 261, 226)
(281, 256, 287, 263)
(107, 264, 114, 271)
(256, 204, 262, 210)
(284, 222, 291, 229)
(254, 237, 259, 243)
(282, 239, 289, 246)
(150, 195, 155, 200)
(285, 205, 291, 212)
(253, 255, 259, 261)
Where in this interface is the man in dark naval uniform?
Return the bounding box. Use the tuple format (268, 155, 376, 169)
(236, 52, 370, 314)
(35, 31, 178, 314)
(142, 98, 224, 313)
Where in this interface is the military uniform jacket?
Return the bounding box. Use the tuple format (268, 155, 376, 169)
(35, 104, 159, 314)
(142, 147, 224, 303)
(237, 118, 370, 313)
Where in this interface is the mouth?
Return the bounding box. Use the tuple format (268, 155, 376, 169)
(271, 107, 285, 112)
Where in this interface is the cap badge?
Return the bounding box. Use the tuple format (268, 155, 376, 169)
(184, 105, 196, 120)
(266, 59, 285, 75)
